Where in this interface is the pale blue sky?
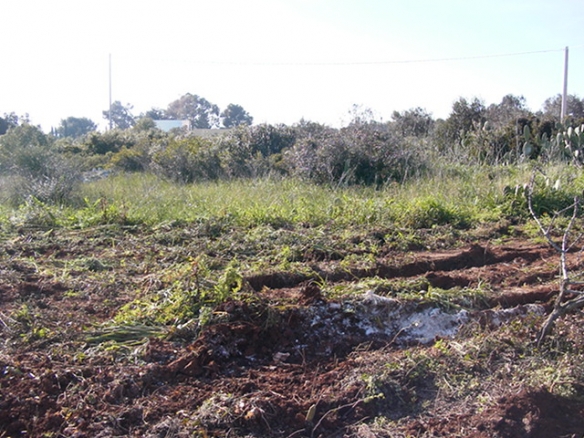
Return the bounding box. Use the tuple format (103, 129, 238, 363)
(1, 0, 582, 131)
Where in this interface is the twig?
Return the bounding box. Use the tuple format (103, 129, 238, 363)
(311, 398, 363, 438)
(286, 429, 307, 438)
(0, 312, 16, 333)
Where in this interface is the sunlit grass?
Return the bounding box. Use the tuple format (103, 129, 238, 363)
(1, 162, 582, 231)
(76, 170, 507, 229)
(76, 173, 395, 227)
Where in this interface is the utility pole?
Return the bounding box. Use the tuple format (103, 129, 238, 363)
(561, 46, 569, 122)
(109, 53, 113, 130)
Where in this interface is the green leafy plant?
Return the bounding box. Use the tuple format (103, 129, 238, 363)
(97, 258, 245, 342)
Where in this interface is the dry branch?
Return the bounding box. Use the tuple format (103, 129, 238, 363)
(526, 171, 584, 345)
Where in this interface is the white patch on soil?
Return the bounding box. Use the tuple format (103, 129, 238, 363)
(393, 307, 470, 344)
(303, 291, 546, 353)
(323, 291, 546, 346)
(355, 293, 470, 344)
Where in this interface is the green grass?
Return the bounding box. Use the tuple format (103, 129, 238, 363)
(76, 174, 386, 227)
(0, 163, 582, 234)
(83, 165, 581, 226)
(73, 170, 507, 228)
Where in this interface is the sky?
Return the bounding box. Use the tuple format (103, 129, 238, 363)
(1, 0, 583, 132)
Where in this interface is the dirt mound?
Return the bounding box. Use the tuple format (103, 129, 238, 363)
(407, 390, 584, 438)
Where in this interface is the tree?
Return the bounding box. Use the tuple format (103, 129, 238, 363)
(220, 104, 253, 128)
(56, 117, 97, 138)
(0, 117, 9, 136)
(391, 107, 434, 137)
(542, 94, 584, 121)
(485, 94, 530, 128)
(435, 97, 486, 148)
(133, 117, 157, 132)
(0, 112, 22, 135)
(450, 97, 486, 134)
(103, 101, 136, 130)
(143, 108, 167, 120)
(166, 93, 220, 129)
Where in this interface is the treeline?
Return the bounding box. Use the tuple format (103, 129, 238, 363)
(0, 93, 583, 206)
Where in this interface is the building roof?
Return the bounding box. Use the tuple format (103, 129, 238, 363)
(154, 120, 190, 132)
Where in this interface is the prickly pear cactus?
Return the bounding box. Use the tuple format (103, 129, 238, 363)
(559, 124, 584, 164)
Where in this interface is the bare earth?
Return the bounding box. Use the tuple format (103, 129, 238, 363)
(1, 226, 583, 437)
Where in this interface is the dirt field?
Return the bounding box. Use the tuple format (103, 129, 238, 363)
(1, 225, 584, 437)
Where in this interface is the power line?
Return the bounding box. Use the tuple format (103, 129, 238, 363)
(196, 46, 569, 67)
(116, 45, 577, 68)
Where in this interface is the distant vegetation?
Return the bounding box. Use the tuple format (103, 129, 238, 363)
(0, 92, 583, 219)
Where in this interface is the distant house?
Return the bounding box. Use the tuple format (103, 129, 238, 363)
(154, 120, 191, 132)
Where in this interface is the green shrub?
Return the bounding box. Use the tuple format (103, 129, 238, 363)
(151, 136, 223, 183)
(0, 124, 81, 205)
(84, 130, 133, 155)
(110, 146, 149, 172)
(286, 121, 427, 186)
(218, 124, 295, 178)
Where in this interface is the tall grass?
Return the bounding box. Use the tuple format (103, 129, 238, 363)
(75, 167, 517, 228)
(78, 174, 383, 227)
(2, 163, 582, 230)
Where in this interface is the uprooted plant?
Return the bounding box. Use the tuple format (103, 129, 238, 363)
(526, 170, 584, 345)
